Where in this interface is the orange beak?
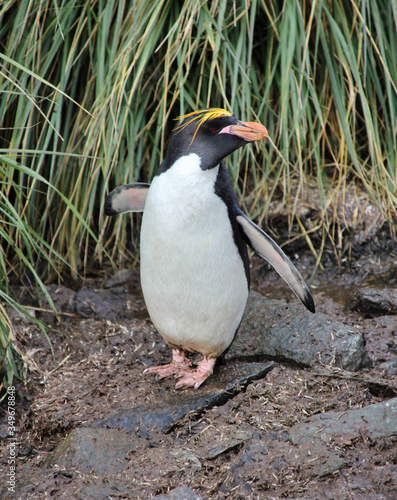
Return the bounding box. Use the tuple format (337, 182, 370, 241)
(220, 121, 268, 142)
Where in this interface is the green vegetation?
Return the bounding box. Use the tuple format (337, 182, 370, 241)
(1, 0, 396, 385)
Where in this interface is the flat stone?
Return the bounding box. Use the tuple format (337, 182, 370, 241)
(153, 486, 203, 500)
(288, 397, 397, 445)
(74, 288, 144, 320)
(226, 291, 371, 371)
(103, 268, 136, 288)
(44, 284, 76, 314)
(351, 288, 397, 315)
(44, 427, 142, 474)
(74, 483, 136, 500)
(169, 449, 202, 469)
(378, 358, 397, 376)
(279, 438, 346, 478)
(219, 398, 397, 489)
(219, 434, 346, 493)
(206, 431, 253, 460)
(96, 361, 274, 437)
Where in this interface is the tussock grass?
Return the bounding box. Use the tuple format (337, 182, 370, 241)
(1, 0, 396, 384)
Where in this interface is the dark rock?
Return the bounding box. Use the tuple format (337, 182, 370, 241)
(44, 427, 143, 474)
(74, 288, 144, 320)
(378, 358, 397, 376)
(220, 479, 253, 495)
(282, 438, 345, 478)
(44, 284, 76, 314)
(362, 315, 397, 364)
(6, 306, 36, 325)
(103, 268, 136, 288)
(169, 449, 202, 469)
(153, 486, 203, 500)
(220, 433, 346, 493)
(227, 291, 371, 371)
(205, 431, 252, 459)
(74, 483, 136, 500)
(96, 362, 274, 436)
(259, 397, 397, 480)
(351, 288, 397, 315)
(288, 397, 397, 445)
(10, 284, 76, 324)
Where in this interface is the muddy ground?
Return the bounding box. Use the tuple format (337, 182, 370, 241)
(1, 221, 397, 499)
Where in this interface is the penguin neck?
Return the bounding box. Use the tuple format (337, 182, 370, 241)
(156, 153, 219, 188)
(159, 145, 221, 174)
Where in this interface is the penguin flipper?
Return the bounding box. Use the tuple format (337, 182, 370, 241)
(236, 212, 315, 313)
(105, 183, 149, 215)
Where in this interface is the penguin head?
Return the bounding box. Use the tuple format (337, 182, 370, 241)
(164, 109, 268, 171)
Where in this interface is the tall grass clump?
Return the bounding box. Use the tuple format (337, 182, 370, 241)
(1, 0, 396, 384)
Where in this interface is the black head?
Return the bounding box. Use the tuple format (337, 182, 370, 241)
(163, 109, 268, 171)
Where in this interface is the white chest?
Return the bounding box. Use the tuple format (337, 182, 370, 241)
(140, 154, 248, 357)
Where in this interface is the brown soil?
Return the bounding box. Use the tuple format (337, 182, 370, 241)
(1, 225, 397, 499)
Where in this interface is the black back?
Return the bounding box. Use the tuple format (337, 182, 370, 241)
(214, 163, 250, 288)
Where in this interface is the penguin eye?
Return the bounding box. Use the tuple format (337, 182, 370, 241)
(210, 126, 220, 133)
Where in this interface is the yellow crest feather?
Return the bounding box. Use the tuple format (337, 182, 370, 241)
(174, 108, 233, 145)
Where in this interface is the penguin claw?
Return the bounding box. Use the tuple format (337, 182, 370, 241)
(143, 363, 191, 380)
(174, 374, 205, 390)
(143, 349, 193, 381)
(174, 357, 216, 390)
(144, 351, 217, 390)
(174, 371, 209, 390)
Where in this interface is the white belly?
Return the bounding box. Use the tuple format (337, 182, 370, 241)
(140, 154, 248, 358)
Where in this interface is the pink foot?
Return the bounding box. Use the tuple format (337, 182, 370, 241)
(143, 349, 192, 379)
(175, 356, 216, 390)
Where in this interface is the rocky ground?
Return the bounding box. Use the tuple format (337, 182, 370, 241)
(1, 223, 397, 499)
